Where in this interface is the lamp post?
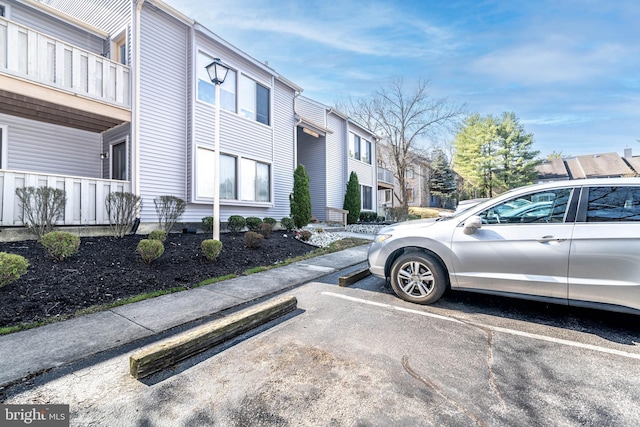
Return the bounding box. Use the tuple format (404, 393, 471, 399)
(205, 58, 230, 240)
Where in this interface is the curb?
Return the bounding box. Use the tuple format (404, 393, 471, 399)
(338, 267, 371, 287)
(129, 295, 297, 379)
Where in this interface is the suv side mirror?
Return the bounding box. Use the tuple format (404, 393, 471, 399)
(463, 215, 482, 235)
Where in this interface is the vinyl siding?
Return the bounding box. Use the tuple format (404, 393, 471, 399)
(39, 0, 131, 36)
(296, 97, 326, 127)
(137, 5, 189, 222)
(0, 112, 101, 177)
(187, 32, 296, 223)
(8, 0, 105, 52)
(326, 113, 347, 210)
(297, 128, 326, 221)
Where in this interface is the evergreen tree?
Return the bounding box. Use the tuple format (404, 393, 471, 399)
(290, 164, 312, 228)
(453, 112, 539, 197)
(493, 112, 540, 191)
(430, 151, 456, 208)
(343, 171, 361, 224)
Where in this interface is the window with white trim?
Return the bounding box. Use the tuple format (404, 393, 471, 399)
(383, 189, 392, 204)
(241, 158, 270, 202)
(239, 75, 270, 125)
(196, 147, 237, 200)
(362, 140, 372, 164)
(111, 30, 127, 66)
(350, 134, 361, 160)
(197, 51, 237, 111)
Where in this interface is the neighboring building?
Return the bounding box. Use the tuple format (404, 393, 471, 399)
(537, 150, 639, 182)
(0, 0, 380, 234)
(376, 141, 433, 216)
(295, 96, 378, 223)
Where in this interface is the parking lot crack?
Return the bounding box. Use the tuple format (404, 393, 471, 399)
(401, 355, 487, 427)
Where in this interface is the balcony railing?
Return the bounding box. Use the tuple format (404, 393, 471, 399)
(0, 170, 131, 226)
(0, 17, 131, 108)
(377, 168, 394, 185)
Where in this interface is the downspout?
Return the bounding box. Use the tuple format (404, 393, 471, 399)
(293, 90, 303, 170)
(133, 0, 144, 201)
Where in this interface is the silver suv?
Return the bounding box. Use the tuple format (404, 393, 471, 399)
(368, 178, 640, 314)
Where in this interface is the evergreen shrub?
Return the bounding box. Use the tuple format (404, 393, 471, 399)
(0, 252, 29, 288)
(201, 239, 222, 261)
(40, 231, 80, 261)
(136, 239, 164, 264)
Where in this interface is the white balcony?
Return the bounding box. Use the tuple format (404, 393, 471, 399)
(0, 170, 131, 226)
(378, 168, 394, 185)
(0, 17, 131, 110)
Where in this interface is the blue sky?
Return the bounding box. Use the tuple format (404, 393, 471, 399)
(169, 0, 640, 158)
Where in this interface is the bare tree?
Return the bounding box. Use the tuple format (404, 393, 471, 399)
(338, 78, 464, 210)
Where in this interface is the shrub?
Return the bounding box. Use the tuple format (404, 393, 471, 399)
(15, 186, 66, 240)
(343, 171, 361, 225)
(40, 231, 80, 261)
(106, 192, 141, 238)
(244, 231, 264, 249)
(0, 252, 29, 288)
(299, 230, 312, 242)
(280, 217, 295, 232)
(290, 164, 312, 228)
(259, 222, 273, 238)
(136, 239, 164, 264)
(376, 216, 386, 222)
(148, 230, 167, 242)
(201, 239, 222, 261)
(359, 211, 378, 223)
(154, 195, 186, 233)
(202, 216, 214, 233)
(245, 217, 263, 232)
(263, 217, 276, 226)
(227, 215, 246, 233)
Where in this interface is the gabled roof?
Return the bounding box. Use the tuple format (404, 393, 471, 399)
(537, 151, 637, 181)
(537, 158, 569, 180)
(566, 152, 634, 179)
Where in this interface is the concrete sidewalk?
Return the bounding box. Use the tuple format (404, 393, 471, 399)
(0, 243, 372, 388)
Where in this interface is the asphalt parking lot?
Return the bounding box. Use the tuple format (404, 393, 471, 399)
(4, 267, 640, 426)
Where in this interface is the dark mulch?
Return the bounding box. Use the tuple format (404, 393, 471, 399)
(0, 232, 316, 329)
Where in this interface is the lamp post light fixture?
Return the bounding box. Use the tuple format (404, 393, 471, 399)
(205, 58, 230, 240)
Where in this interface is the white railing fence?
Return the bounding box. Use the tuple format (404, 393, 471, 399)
(0, 17, 131, 107)
(0, 170, 131, 226)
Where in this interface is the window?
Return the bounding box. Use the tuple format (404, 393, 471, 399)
(196, 148, 237, 200)
(479, 188, 572, 224)
(586, 186, 640, 222)
(362, 185, 372, 210)
(0, 4, 4, 16)
(220, 154, 237, 199)
(241, 158, 270, 202)
(362, 140, 372, 164)
(239, 75, 270, 125)
(111, 30, 127, 65)
(406, 168, 414, 179)
(197, 51, 237, 111)
(383, 189, 392, 204)
(350, 134, 361, 160)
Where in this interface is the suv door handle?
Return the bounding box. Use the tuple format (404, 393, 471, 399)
(537, 235, 567, 243)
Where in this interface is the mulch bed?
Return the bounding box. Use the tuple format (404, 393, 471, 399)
(0, 232, 316, 329)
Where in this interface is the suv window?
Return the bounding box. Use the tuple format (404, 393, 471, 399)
(586, 186, 640, 222)
(479, 188, 572, 224)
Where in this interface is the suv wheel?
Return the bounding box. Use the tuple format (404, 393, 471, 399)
(390, 252, 447, 304)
